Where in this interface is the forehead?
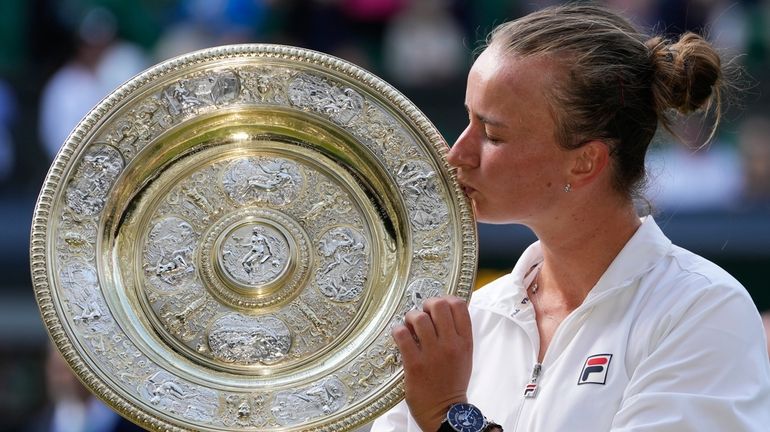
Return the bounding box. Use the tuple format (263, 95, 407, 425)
(472, 47, 560, 95)
(467, 48, 561, 127)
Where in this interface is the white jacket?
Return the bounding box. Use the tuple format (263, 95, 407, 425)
(371, 217, 770, 431)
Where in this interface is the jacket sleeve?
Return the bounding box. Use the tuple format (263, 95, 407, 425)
(369, 400, 412, 432)
(610, 284, 770, 431)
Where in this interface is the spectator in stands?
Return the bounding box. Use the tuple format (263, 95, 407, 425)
(25, 344, 143, 432)
(39, 7, 147, 159)
(737, 115, 770, 205)
(645, 115, 743, 212)
(382, 0, 466, 87)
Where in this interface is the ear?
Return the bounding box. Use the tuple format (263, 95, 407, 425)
(568, 140, 611, 188)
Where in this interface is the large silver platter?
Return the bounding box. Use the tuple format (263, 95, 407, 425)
(30, 44, 476, 431)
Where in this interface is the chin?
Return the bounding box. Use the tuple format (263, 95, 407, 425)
(469, 199, 519, 225)
(477, 217, 518, 225)
(475, 208, 522, 225)
(475, 211, 515, 225)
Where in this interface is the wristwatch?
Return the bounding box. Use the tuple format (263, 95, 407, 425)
(437, 402, 503, 432)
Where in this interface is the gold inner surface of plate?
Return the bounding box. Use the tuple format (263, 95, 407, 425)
(107, 109, 401, 377)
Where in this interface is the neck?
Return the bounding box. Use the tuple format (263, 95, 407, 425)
(528, 198, 641, 308)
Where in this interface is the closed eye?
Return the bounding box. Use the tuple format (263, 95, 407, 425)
(484, 129, 503, 144)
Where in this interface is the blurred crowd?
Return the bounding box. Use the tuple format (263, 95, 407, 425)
(0, 0, 769, 431)
(0, 0, 768, 210)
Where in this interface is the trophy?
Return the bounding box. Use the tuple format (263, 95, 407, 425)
(30, 44, 476, 431)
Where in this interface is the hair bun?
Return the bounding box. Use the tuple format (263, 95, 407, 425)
(647, 32, 722, 115)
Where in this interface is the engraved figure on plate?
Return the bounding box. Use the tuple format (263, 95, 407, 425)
(316, 226, 369, 302)
(107, 119, 139, 157)
(130, 99, 172, 155)
(271, 377, 348, 425)
(223, 393, 269, 427)
(139, 371, 217, 423)
(143, 216, 198, 291)
(303, 180, 353, 225)
(134, 99, 170, 139)
(406, 277, 444, 311)
(288, 74, 363, 125)
(165, 167, 223, 226)
(65, 144, 124, 216)
(414, 230, 452, 277)
(208, 314, 292, 365)
(57, 215, 98, 260)
(222, 157, 302, 206)
(158, 293, 210, 344)
(241, 67, 290, 105)
(348, 343, 400, 391)
(396, 160, 449, 231)
(163, 71, 241, 117)
(59, 260, 104, 322)
(221, 224, 289, 286)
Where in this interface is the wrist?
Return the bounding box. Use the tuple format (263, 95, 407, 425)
(437, 402, 503, 432)
(410, 395, 467, 432)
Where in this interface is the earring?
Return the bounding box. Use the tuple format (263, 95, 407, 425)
(564, 183, 572, 193)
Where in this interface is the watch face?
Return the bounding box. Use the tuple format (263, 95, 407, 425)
(447, 403, 486, 432)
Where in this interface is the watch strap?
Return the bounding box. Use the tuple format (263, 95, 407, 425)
(437, 420, 503, 432)
(437, 403, 504, 432)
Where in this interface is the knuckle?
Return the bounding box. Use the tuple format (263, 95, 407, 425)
(391, 325, 410, 340)
(447, 296, 468, 309)
(425, 296, 451, 311)
(412, 312, 432, 327)
(404, 309, 423, 323)
(422, 296, 440, 310)
(392, 326, 415, 344)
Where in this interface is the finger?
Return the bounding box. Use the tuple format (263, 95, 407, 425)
(422, 297, 457, 338)
(446, 296, 472, 338)
(392, 324, 420, 364)
(405, 309, 437, 346)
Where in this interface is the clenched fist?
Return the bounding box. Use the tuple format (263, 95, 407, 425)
(392, 295, 474, 432)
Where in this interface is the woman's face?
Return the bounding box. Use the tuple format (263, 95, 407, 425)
(447, 48, 574, 225)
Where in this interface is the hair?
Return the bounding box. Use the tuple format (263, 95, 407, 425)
(487, 4, 725, 199)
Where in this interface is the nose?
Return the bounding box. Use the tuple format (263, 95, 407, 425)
(447, 125, 478, 169)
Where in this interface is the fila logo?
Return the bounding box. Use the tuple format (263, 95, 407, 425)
(523, 383, 538, 398)
(578, 354, 612, 385)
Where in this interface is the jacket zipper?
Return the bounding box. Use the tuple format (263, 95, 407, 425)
(512, 362, 542, 431)
(524, 363, 542, 398)
(511, 304, 596, 432)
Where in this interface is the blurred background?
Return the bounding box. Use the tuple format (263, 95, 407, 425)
(0, 0, 768, 431)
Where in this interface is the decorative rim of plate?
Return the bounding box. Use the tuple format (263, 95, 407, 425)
(30, 43, 477, 431)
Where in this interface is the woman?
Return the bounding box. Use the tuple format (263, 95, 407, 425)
(371, 4, 770, 432)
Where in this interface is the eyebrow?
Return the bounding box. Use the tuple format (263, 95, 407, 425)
(465, 104, 508, 128)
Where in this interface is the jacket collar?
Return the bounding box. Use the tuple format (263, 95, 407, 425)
(585, 215, 672, 301)
(471, 217, 672, 316)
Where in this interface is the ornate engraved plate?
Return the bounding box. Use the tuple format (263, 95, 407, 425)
(30, 44, 477, 431)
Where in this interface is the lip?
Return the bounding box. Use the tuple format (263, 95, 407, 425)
(459, 183, 477, 197)
(454, 172, 476, 197)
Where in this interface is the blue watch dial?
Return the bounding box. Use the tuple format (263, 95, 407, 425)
(447, 403, 486, 432)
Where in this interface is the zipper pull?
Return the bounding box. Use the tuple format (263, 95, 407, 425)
(523, 363, 542, 398)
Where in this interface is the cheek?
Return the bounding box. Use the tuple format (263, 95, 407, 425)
(485, 157, 560, 204)
(482, 147, 518, 173)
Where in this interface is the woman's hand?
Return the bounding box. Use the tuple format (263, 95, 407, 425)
(392, 295, 474, 432)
